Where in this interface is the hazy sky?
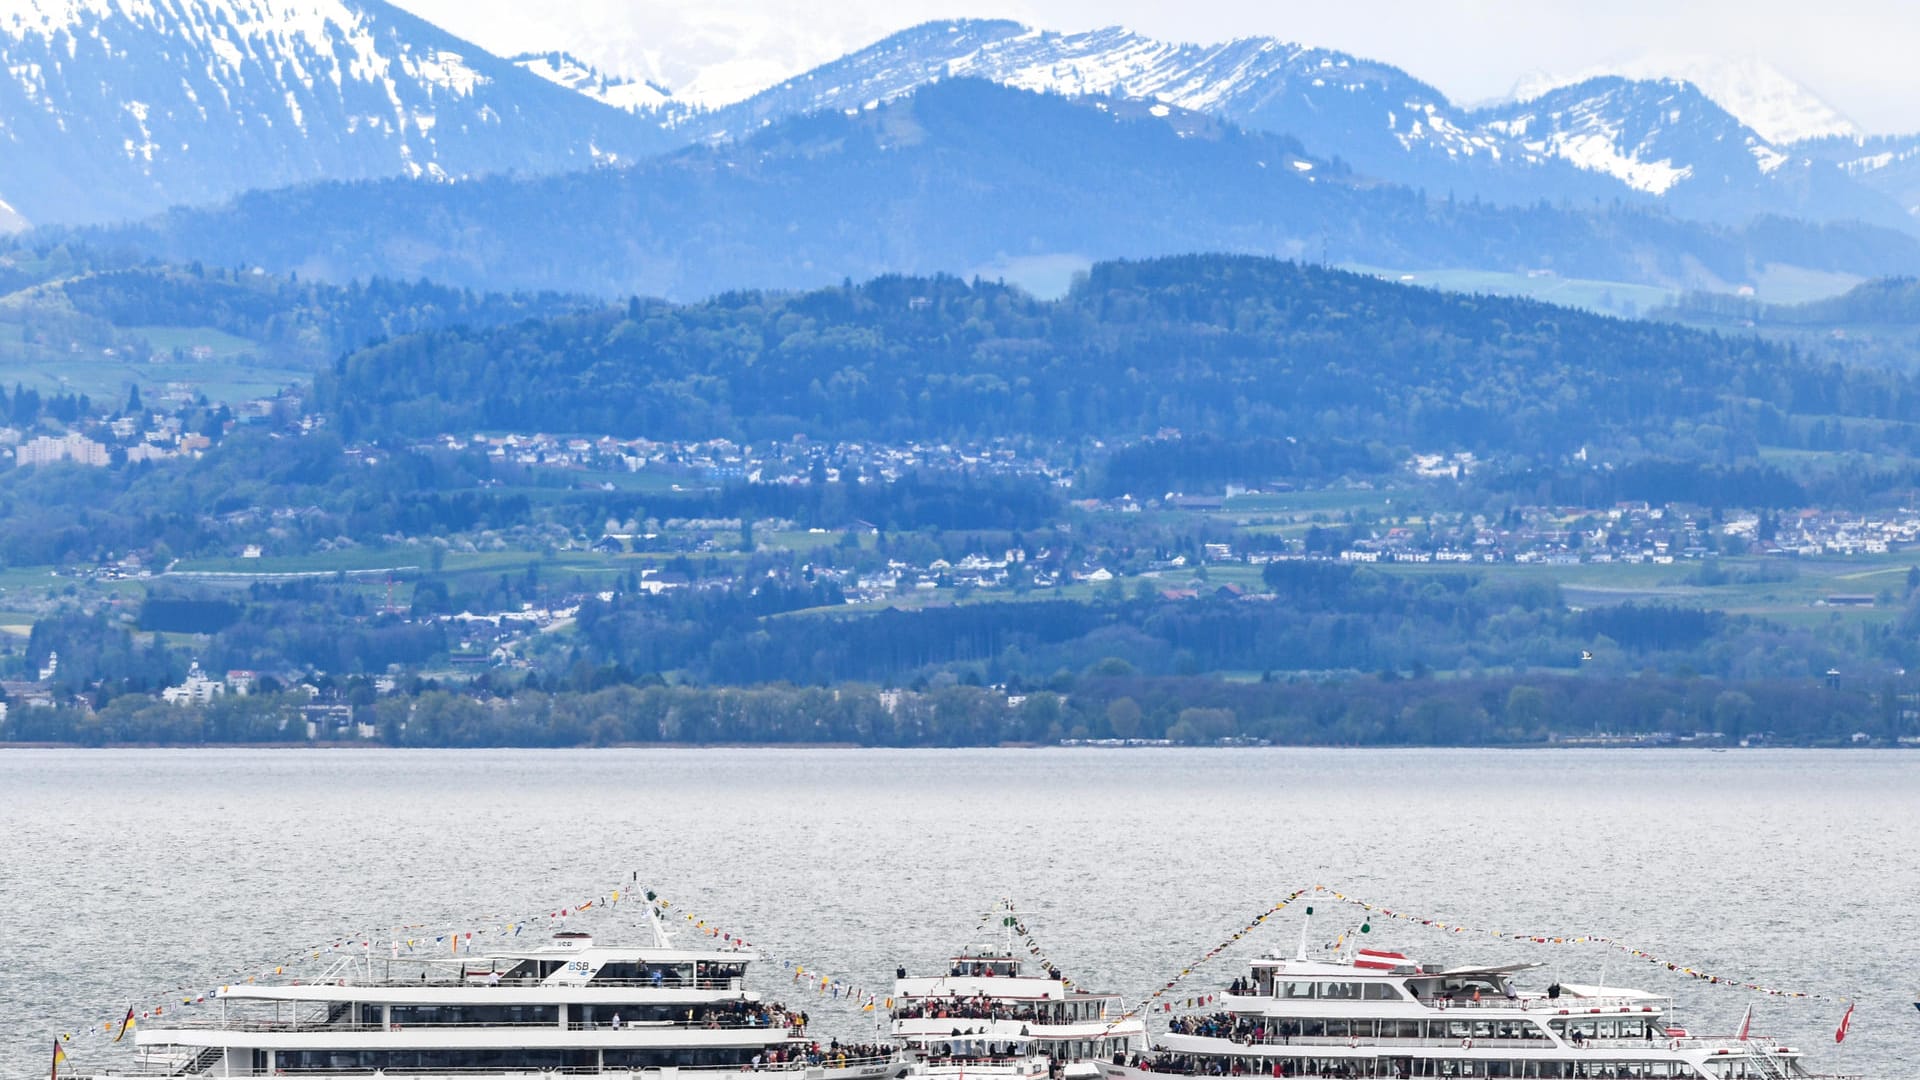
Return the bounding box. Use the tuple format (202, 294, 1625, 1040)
(393, 0, 1920, 134)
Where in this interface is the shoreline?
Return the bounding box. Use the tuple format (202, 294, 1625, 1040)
(1, 740, 1909, 751)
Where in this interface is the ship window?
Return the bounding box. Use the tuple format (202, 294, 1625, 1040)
(1363, 982, 1401, 1000)
(1279, 981, 1314, 999)
(390, 1004, 559, 1026)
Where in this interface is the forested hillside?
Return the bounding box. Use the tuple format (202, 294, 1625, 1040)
(1657, 276, 1920, 370)
(319, 255, 1917, 461)
(0, 244, 588, 367)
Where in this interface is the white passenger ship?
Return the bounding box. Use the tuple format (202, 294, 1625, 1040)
(91, 908, 907, 1080)
(1100, 932, 1850, 1080)
(890, 935, 1147, 1080)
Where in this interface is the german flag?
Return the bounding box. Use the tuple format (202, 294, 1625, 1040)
(114, 1008, 136, 1043)
(52, 1038, 69, 1080)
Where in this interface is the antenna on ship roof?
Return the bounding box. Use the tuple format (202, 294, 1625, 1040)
(1296, 905, 1313, 962)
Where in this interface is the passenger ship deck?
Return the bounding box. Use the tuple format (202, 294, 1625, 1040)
(1099, 947, 1849, 1080)
(88, 922, 906, 1080)
(891, 946, 1146, 1080)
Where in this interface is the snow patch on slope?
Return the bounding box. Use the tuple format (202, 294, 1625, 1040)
(1551, 131, 1691, 194)
(512, 49, 670, 113)
(1508, 53, 1857, 145)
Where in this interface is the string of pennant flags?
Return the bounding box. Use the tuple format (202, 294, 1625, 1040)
(53, 881, 894, 1052)
(975, 898, 1080, 993)
(52, 882, 646, 1046)
(646, 892, 888, 1016)
(51, 879, 1855, 1057)
(1301, 888, 1851, 1005)
(1104, 888, 1314, 1029)
(1110, 884, 1850, 1031)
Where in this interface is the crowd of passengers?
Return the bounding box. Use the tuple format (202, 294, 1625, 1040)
(893, 995, 1082, 1023)
(750, 1039, 896, 1068)
(1163, 1014, 1550, 1044)
(590, 1002, 809, 1030)
(938, 962, 1065, 980)
(1132, 1054, 1697, 1078)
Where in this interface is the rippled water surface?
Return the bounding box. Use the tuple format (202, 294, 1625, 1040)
(1, 749, 1914, 1077)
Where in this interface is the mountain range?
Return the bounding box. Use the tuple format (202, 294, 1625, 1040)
(72, 79, 1920, 302)
(682, 20, 1912, 230)
(3, 1, 1919, 301)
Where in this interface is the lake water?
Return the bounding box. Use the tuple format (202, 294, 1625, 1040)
(1, 749, 1914, 1077)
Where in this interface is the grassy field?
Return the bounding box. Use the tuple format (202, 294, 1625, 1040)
(488, 470, 709, 503)
(1750, 264, 1863, 305)
(1223, 488, 1407, 515)
(1343, 264, 1676, 317)
(1363, 552, 1916, 628)
(126, 325, 261, 359)
(761, 528, 875, 553)
(0, 349, 308, 402)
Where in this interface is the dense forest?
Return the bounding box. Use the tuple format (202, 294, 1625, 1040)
(1663, 276, 1920, 328)
(2, 672, 1904, 749)
(317, 255, 1917, 461)
(1657, 276, 1920, 372)
(0, 241, 588, 365)
(58, 266, 587, 362)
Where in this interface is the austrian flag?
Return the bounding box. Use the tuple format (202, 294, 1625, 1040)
(1353, 949, 1411, 970)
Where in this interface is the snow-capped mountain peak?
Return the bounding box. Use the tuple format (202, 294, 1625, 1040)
(1505, 53, 1858, 146)
(1483, 77, 1711, 195)
(699, 21, 1490, 174)
(511, 50, 673, 114)
(0, 0, 674, 225)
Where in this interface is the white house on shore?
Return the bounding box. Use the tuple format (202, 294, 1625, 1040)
(161, 661, 226, 706)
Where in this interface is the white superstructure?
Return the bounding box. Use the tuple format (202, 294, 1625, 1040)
(891, 926, 1146, 1080)
(1101, 933, 1850, 1080)
(93, 909, 907, 1080)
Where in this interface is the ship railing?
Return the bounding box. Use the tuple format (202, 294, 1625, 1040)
(1252, 1034, 1544, 1047)
(86, 1055, 901, 1079)
(1416, 996, 1670, 1014)
(1170, 1031, 1803, 1053)
(1667, 1035, 1795, 1052)
(1218, 994, 1669, 1015)
(271, 979, 750, 991)
(893, 1014, 1107, 1027)
(139, 1020, 806, 1034)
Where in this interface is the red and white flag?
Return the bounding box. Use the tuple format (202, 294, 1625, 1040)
(1834, 1002, 1854, 1043)
(1354, 949, 1409, 970)
(1737, 1004, 1753, 1041)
